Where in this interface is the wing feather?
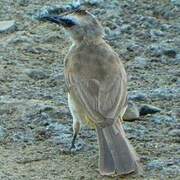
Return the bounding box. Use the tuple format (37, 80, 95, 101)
(64, 44, 127, 127)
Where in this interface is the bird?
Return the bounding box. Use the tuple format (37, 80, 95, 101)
(42, 9, 140, 176)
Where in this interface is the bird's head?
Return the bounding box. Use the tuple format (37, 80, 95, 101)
(42, 9, 104, 42)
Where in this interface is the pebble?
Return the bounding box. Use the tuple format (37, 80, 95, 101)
(148, 44, 163, 57)
(124, 123, 148, 140)
(150, 115, 177, 126)
(171, 0, 180, 6)
(120, 24, 132, 33)
(128, 92, 148, 101)
(34, 127, 51, 140)
(104, 27, 111, 36)
(24, 110, 51, 127)
(0, 127, 7, 142)
(147, 160, 163, 170)
(129, 88, 180, 101)
(150, 29, 165, 37)
(34, 5, 73, 20)
(17, 0, 30, 6)
(46, 123, 71, 135)
(25, 69, 50, 80)
(0, 20, 16, 33)
(12, 131, 34, 143)
(86, 0, 104, 5)
(169, 129, 180, 137)
(163, 49, 177, 58)
(150, 88, 180, 101)
(7, 35, 32, 45)
(123, 101, 140, 121)
(139, 104, 161, 116)
(133, 56, 148, 69)
(174, 54, 180, 65)
(172, 108, 180, 119)
(160, 24, 172, 31)
(127, 43, 143, 53)
(73, 0, 104, 6)
(35, 0, 106, 20)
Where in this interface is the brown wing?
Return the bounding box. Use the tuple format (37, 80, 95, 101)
(64, 45, 127, 127)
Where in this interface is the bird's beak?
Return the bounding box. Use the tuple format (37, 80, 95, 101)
(42, 15, 76, 27)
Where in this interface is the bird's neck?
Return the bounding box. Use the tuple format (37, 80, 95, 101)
(73, 36, 104, 46)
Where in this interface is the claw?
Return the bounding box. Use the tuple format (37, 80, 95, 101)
(70, 133, 77, 151)
(70, 143, 76, 150)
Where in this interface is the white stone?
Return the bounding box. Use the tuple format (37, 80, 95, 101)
(123, 101, 140, 121)
(0, 20, 16, 33)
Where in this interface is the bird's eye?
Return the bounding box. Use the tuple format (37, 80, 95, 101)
(64, 19, 76, 27)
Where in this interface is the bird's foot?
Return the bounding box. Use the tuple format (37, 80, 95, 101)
(69, 143, 77, 152)
(59, 146, 76, 155)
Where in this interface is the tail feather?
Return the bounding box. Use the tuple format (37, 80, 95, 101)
(96, 127, 115, 175)
(96, 120, 140, 176)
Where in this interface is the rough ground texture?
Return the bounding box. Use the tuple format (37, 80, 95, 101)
(0, 0, 180, 179)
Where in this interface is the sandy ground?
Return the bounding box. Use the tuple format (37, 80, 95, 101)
(0, 0, 180, 179)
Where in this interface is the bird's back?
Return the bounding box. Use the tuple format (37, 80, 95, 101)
(64, 39, 128, 127)
(65, 40, 127, 85)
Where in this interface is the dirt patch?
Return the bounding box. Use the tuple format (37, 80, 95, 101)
(0, 0, 179, 179)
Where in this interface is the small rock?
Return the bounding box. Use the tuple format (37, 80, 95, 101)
(73, 0, 104, 6)
(172, 108, 180, 119)
(46, 123, 71, 135)
(7, 35, 32, 45)
(25, 111, 51, 127)
(25, 69, 50, 80)
(152, 6, 176, 19)
(0, 127, 7, 142)
(150, 29, 165, 38)
(123, 101, 140, 121)
(46, 123, 75, 149)
(129, 88, 180, 101)
(35, 127, 51, 141)
(174, 54, 180, 65)
(0, 20, 16, 33)
(17, 0, 30, 6)
(24, 46, 55, 54)
(12, 131, 34, 143)
(127, 43, 143, 52)
(104, 27, 111, 36)
(87, 0, 104, 5)
(150, 115, 177, 126)
(124, 123, 148, 140)
(147, 160, 163, 170)
(128, 92, 147, 101)
(163, 49, 177, 58)
(41, 33, 62, 43)
(161, 165, 180, 177)
(120, 24, 131, 33)
(150, 88, 180, 101)
(148, 44, 163, 57)
(133, 56, 148, 69)
(139, 104, 161, 116)
(34, 5, 74, 20)
(139, 15, 159, 28)
(72, 0, 81, 7)
(169, 129, 180, 137)
(171, 0, 180, 6)
(160, 24, 172, 31)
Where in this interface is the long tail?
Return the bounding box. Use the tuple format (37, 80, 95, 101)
(96, 120, 140, 176)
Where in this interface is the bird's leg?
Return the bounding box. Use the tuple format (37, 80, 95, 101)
(70, 132, 77, 149)
(70, 120, 80, 150)
(68, 94, 81, 151)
